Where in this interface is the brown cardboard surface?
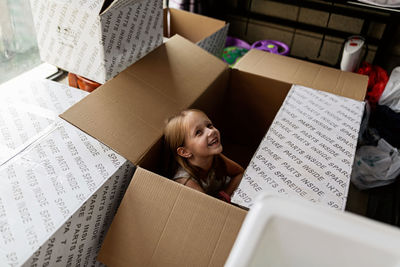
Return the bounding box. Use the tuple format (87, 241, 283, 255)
(234, 49, 368, 101)
(98, 167, 247, 267)
(164, 8, 226, 43)
(61, 35, 228, 164)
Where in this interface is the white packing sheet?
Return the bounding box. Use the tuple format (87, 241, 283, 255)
(196, 23, 229, 58)
(232, 85, 364, 210)
(0, 79, 86, 165)
(0, 79, 134, 266)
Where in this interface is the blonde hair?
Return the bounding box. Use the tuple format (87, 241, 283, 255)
(164, 109, 204, 178)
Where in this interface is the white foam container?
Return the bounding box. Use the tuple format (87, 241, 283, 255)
(226, 194, 400, 267)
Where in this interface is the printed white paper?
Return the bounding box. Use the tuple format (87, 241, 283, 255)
(0, 80, 134, 266)
(0, 80, 87, 165)
(232, 85, 364, 210)
(197, 23, 229, 58)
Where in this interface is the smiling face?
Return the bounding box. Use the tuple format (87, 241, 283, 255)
(180, 110, 223, 160)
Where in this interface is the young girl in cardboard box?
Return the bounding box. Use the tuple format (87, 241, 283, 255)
(164, 109, 244, 202)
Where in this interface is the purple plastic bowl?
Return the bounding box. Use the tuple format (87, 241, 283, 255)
(225, 36, 252, 50)
(251, 40, 290, 56)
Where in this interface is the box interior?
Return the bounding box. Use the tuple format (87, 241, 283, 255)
(139, 68, 292, 178)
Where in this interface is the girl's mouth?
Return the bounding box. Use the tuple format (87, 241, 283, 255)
(208, 138, 219, 146)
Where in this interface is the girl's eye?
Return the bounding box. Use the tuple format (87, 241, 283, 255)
(195, 130, 202, 136)
(207, 123, 213, 128)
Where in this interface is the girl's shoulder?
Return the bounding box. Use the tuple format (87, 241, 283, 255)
(173, 166, 205, 193)
(173, 165, 191, 180)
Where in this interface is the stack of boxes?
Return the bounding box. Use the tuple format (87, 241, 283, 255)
(3, 3, 231, 265)
(3, 1, 385, 266)
(0, 80, 134, 265)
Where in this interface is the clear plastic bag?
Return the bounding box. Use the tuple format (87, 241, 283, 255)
(351, 138, 400, 190)
(379, 67, 400, 112)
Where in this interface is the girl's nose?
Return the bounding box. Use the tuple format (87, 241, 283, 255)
(207, 127, 216, 136)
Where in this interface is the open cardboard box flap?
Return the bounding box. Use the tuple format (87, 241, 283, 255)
(98, 167, 247, 266)
(234, 49, 368, 101)
(60, 35, 228, 164)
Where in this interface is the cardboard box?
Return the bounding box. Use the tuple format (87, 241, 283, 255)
(234, 49, 367, 101)
(60, 35, 367, 266)
(29, 0, 163, 84)
(0, 80, 134, 266)
(226, 194, 400, 267)
(163, 8, 229, 57)
(231, 84, 365, 210)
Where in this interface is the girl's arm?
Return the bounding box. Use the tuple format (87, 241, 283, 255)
(220, 154, 245, 196)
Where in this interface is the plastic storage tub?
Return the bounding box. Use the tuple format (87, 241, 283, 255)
(226, 194, 400, 267)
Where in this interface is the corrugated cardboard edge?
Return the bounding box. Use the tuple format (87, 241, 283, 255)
(60, 35, 228, 165)
(98, 167, 247, 267)
(234, 49, 368, 101)
(166, 8, 226, 43)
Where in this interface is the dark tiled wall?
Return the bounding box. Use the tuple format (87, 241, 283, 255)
(204, 0, 400, 72)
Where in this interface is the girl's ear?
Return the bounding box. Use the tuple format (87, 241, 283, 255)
(177, 146, 192, 158)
